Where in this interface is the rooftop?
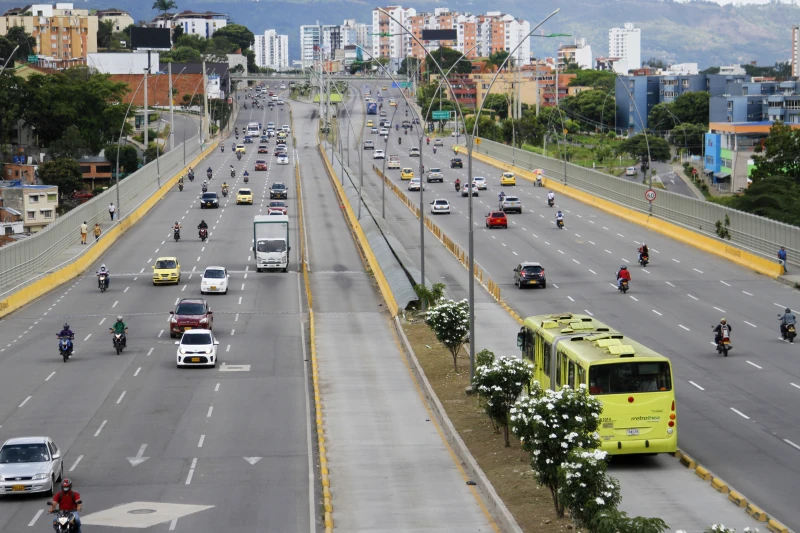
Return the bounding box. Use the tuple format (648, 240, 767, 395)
(710, 121, 800, 133)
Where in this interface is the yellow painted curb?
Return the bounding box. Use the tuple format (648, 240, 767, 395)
(678, 452, 696, 470)
(710, 477, 729, 494)
(767, 518, 790, 533)
(694, 465, 713, 481)
(728, 490, 748, 508)
(746, 503, 769, 522)
(0, 140, 218, 319)
(319, 145, 399, 316)
(324, 512, 333, 529)
(467, 149, 784, 279)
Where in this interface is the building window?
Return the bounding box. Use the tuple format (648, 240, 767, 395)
(706, 155, 714, 165)
(727, 101, 733, 110)
(41, 210, 53, 218)
(721, 158, 732, 167)
(682, 79, 689, 88)
(47, 193, 57, 203)
(29, 195, 39, 203)
(27, 211, 35, 220)
(727, 116, 732, 122)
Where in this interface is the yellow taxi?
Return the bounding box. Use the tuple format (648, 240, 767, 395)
(276, 132, 287, 142)
(235, 144, 246, 153)
(366, 120, 374, 128)
(382, 85, 388, 90)
(236, 188, 253, 205)
(152, 257, 181, 285)
(500, 172, 516, 186)
(400, 168, 414, 180)
(389, 99, 397, 107)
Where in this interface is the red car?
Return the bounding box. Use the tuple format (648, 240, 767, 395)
(255, 160, 268, 171)
(258, 145, 269, 153)
(169, 298, 213, 338)
(268, 200, 287, 215)
(486, 211, 508, 229)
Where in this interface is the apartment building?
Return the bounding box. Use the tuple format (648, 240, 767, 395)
(254, 29, 289, 70)
(0, 3, 98, 63)
(151, 11, 227, 39)
(793, 26, 800, 78)
(95, 8, 132, 33)
(0, 183, 58, 233)
(558, 38, 592, 70)
(372, 6, 416, 70)
(608, 22, 641, 74)
(299, 24, 321, 68)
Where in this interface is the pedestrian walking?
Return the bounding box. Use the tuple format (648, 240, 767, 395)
(779, 246, 788, 273)
(93, 223, 101, 241)
(109, 203, 116, 221)
(79, 221, 87, 245)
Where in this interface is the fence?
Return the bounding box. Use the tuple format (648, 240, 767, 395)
(0, 133, 207, 298)
(471, 138, 799, 267)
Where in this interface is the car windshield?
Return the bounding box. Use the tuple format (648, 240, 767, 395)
(521, 265, 542, 273)
(272, 184, 285, 190)
(204, 269, 225, 279)
(176, 302, 205, 315)
(589, 362, 673, 394)
(0, 443, 49, 463)
(503, 173, 514, 178)
(202, 193, 217, 200)
(182, 333, 212, 345)
(475, 177, 485, 181)
(257, 240, 287, 253)
(435, 200, 448, 205)
(239, 189, 252, 195)
(279, 155, 288, 160)
(156, 260, 177, 269)
(430, 168, 441, 173)
(506, 196, 520, 202)
(269, 201, 284, 207)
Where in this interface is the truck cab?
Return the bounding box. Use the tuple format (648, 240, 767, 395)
(253, 215, 290, 272)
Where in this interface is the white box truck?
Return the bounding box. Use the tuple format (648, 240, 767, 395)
(253, 215, 290, 272)
(387, 155, 400, 169)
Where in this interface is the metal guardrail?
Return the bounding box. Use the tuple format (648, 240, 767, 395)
(0, 134, 206, 299)
(472, 138, 799, 267)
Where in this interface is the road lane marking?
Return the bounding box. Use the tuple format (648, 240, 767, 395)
(84, 334, 92, 342)
(665, 281, 675, 287)
(207, 406, 213, 418)
(791, 383, 800, 390)
(720, 280, 731, 286)
(226, 344, 231, 352)
(19, 396, 32, 408)
(679, 325, 690, 331)
(147, 347, 154, 356)
(742, 290, 753, 296)
(552, 284, 559, 289)
(94, 420, 107, 437)
(730, 408, 750, 420)
(238, 296, 242, 305)
(235, 313, 239, 322)
(693, 268, 704, 274)
(231, 329, 235, 336)
(182, 285, 187, 292)
(584, 309, 593, 316)
(774, 303, 786, 308)
(588, 240, 595, 245)
(241, 283, 245, 291)
(785, 439, 800, 452)
(572, 258, 580, 264)
(629, 296, 638, 301)
(604, 249, 612, 254)
(28, 510, 44, 527)
(68, 455, 83, 472)
(713, 306, 726, 313)
(567, 296, 575, 302)
(642, 268, 650, 274)
(214, 383, 220, 392)
(622, 258, 630, 263)
(689, 381, 705, 391)
(198, 435, 205, 448)
(158, 330, 164, 338)
(652, 310, 662, 316)
(185, 458, 197, 484)
(558, 249, 564, 255)
(589, 269, 597, 275)
(116, 391, 126, 404)
(99, 317, 106, 326)
(512, 251, 518, 256)
(672, 258, 681, 263)
(687, 294, 698, 300)
(45, 371, 56, 382)
(134, 367, 141, 377)
(746, 361, 762, 369)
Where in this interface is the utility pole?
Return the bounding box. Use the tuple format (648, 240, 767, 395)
(143, 66, 149, 162)
(202, 61, 209, 142)
(168, 62, 175, 151)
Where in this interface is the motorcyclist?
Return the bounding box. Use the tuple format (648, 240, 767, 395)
(713, 318, 731, 345)
(396, 124, 399, 131)
(206, 167, 212, 178)
(780, 308, 796, 337)
(426, 137, 430, 145)
(454, 146, 459, 155)
(547, 191, 555, 206)
(433, 146, 437, 154)
(198, 220, 208, 231)
(202, 181, 208, 193)
(230, 165, 236, 178)
(556, 210, 564, 227)
(536, 174, 542, 187)
(222, 181, 229, 192)
(58, 323, 74, 354)
(243, 170, 250, 182)
(49, 478, 82, 533)
(616, 265, 631, 289)
(110, 315, 127, 348)
(638, 243, 649, 263)
(178, 176, 184, 185)
(236, 151, 242, 160)
(498, 191, 506, 201)
(220, 144, 224, 152)
(96, 264, 110, 289)
(398, 137, 402, 145)
(454, 178, 461, 191)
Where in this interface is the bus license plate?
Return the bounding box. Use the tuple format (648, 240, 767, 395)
(191, 357, 200, 363)
(627, 429, 639, 436)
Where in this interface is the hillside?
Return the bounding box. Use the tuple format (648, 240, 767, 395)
(1, 0, 796, 67)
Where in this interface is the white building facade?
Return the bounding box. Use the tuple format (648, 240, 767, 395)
(152, 11, 227, 39)
(371, 6, 416, 70)
(608, 22, 641, 74)
(254, 29, 288, 70)
(558, 38, 592, 70)
(300, 24, 321, 68)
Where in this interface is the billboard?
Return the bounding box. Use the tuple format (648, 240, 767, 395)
(422, 29, 457, 41)
(130, 27, 171, 51)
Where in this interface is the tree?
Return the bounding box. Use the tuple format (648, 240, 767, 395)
(152, 0, 177, 18)
(750, 121, 800, 183)
(50, 126, 89, 159)
(729, 176, 800, 226)
(668, 123, 705, 155)
(670, 91, 710, 125)
(175, 34, 208, 53)
(568, 70, 615, 91)
(488, 50, 511, 70)
(397, 57, 421, 76)
(0, 73, 23, 146)
(172, 24, 184, 42)
(558, 449, 622, 531)
(97, 19, 115, 52)
(425, 299, 470, 371)
(103, 144, 139, 174)
(643, 57, 666, 69)
(143, 143, 162, 163)
(464, 115, 502, 142)
(560, 89, 617, 131)
(5, 26, 37, 57)
(472, 356, 533, 446)
(426, 46, 471, 75)
(167, 46, 201, 63)
(208, 35, 236, 56)
(619, 134, 671, 163)
(212, 24, 255, 52)
(38, 158, 84, 197)
(510, 384, 603, 517)
(589, 511, 669, 533)
(245, 49, 257, 74)
(517, 111, 546, 147)
(482, 93, 510, 120)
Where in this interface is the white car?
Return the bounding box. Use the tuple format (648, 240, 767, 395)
(176, 329, 219, 368)
(280, 84, 286, 89)
(282, 125, 290, 133)
(277, 154, 289, 165)
(379, 128, 389, 136)
(430, 198, 451, 214)
(371, 127, 378, 134)
(625, 167, 637, 176)
(408, 178, 424, 191)
(0, 436, 63, 496)
(364, 140, 374, 150)
(409, 147, 420, 157)
(272, 95, 278, 101)
(473, 176, 487, 190)
(373, 149, 385, 159)
(200, 266, 229, 295)
(426, 168, 443, 183)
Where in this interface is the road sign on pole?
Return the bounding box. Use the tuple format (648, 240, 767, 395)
(432, 110, 450, 121)
(645, 189, 657, 202)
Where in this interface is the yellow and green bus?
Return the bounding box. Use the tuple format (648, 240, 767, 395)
(517, 313, 677, 455)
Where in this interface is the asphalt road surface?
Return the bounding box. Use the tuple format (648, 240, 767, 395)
(343, 83, 800, 530)
(0, 93, 316, 532)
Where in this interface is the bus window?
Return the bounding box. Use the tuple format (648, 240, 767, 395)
(568, 360, 576, 388)
(523, 328, 535, 361)
(589, 362, 672, 395)
(577, 365, 586, 389)
(542, 340, 551, 375)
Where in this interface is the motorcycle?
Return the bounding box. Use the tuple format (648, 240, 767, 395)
(455, 182, 461, 192)
(110, 328, 125, 355)
(199, 228, 208, 242)
(52, 509, 78, 532)
(398, 137, 402, 145)
(547, 198, 555, 208)
(433, 147, 437, 154)
(714, 326, 731, 356)
(178, 182, 184, 192)
(639, 254, 649, 267)
(556, 218, 564, 229)
(205, 171, 211, 180)
(780, 318, 797, 343)
(173, 227, 181, 242)
(618, 278, 629, 294)
(201, 184, 208, 193)
(220, 145, 224, 153)
(188, 171, 195, 182)
(244, 175, 249, 184)
(237, 152, 242, 161)
(222, 187, 228, 197)
(396, 125, 399, 131)
(98, 272, 109, 293)
(57, 335, 73, 362)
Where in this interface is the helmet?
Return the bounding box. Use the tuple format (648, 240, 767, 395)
(116, 316, 123, 322)
(620, 266, 628, 270)
(61, 478, 72, 492)
(720, 318, 727, 324)
(642, 242, 646, 246)
(63, 323, 70, 330)
(787, 308, 792, 313)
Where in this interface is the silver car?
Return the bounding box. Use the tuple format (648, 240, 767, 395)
(500, 195, 522, 214)
(0, 437, 63, 496)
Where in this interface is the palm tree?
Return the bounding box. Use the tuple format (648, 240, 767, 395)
(152, 0, 177, 19)
(97, 19, 115, 52)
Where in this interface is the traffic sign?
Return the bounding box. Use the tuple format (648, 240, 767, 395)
(645, 189, 657, 202)
(475, 138, 481, 145)
(432, 110, 450, 121)
(692, 168, 697, 174)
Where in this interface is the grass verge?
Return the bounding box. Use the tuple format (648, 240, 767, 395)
(401, 315, 570, 533)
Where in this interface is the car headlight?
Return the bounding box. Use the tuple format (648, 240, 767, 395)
(179, 348, 186, 354)
(170, 316, 178, 323)
(200, 318, 208, 323)
(32, 473, 48, 480)
(205, 348, 212, 354)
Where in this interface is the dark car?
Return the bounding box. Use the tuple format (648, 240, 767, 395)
(513, 262, 546, 289)
(486, 211, 508, 229)
(270, 182, 288, 199)
(169, 298, 213, 338)
(260, 135, 269, 143)
(243, 136, 253, 144)
(450, 157, 463, 169)
(200, 192, 219, 209)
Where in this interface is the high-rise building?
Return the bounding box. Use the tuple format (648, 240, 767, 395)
(558, 38, 593, 70)
(792, 26, 800, 78)
(300, 24, 322, 68)
(608, 23, 641, 74)
(254, 29, 289, 70)
(372, 6, 416, 70)
(0, 3, 98, 65)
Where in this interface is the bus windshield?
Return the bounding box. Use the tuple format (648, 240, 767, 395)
(589, 362, 672, 395)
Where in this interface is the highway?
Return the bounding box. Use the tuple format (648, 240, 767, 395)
(343, 83, 800, 529)
(0, 90, 316, 532)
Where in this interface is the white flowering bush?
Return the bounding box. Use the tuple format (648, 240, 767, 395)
(558, 448, 620, 530)
(589, 510, 669, 533)
(702, 527, 759, 533)
(509, 383, 603, 517)
(425, 299, 470, 371)
(472, 356, 534, 447)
